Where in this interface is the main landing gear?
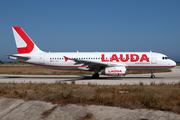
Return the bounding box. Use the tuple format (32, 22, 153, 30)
(150, 70, 155, 79)
(92, 70, 100, 79)
(92, 73, 99, 79)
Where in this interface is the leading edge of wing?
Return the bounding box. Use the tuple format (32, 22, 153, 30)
(63, 56, 125, 67)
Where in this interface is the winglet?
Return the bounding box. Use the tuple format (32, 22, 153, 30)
(63, 56, 70, 62)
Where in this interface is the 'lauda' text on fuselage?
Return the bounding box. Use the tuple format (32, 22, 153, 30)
(101, 54, 150, 62)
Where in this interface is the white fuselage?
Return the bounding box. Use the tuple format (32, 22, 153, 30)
(9, 26, 176, 78)
(16, 52, 176, 71)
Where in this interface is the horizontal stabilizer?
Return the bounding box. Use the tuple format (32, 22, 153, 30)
(6, 55, 30, 61)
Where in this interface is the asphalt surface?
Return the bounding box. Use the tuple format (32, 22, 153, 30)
(0, 67, 179, 85)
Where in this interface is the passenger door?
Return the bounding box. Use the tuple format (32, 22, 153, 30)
(151, 54, 157, 64)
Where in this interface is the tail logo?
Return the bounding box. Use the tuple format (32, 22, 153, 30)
(13, 27, 34, 54)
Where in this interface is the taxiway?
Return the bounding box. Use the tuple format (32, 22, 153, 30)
(0, 67, 179, 85)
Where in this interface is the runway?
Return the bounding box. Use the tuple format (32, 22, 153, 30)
(0, 67, 180, 85)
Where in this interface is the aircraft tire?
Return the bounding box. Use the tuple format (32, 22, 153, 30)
(151, 75, 155, 79)
(92, 74, 99, 79)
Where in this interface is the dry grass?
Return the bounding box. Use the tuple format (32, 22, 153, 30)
(0, 66, 93, 75)
(1, 82, 180, 114)
(177, 63, 180, 66)
(0, 66, 171, 75)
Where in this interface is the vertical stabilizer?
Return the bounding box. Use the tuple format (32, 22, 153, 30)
(12, 27, 43, 54)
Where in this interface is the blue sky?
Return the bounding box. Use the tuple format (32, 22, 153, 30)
(0, 0, 180, 62)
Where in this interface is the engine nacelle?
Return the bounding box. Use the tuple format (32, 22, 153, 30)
(101, 66, 126, 76)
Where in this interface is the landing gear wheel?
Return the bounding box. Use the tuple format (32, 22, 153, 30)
(151, 75, 155, 79)
(92, 74, 99, 79)
(150, 70, 155, 79)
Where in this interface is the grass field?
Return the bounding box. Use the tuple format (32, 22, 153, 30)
(177, 62, 180, 66)
(1, 82, 180, 114)
(0, 62, 179, 114)
(0, 66, 94, 75)
(0, 66, 171, 75)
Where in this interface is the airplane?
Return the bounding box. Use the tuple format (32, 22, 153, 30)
(7, 27, 176, 79)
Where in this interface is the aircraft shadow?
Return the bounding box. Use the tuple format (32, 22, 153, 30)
(1, 75, 164, 82)
(2, 76, 80, 79)
(62, 75, 165, 82)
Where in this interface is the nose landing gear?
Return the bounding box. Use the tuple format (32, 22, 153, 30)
(150, 70, 155, 78)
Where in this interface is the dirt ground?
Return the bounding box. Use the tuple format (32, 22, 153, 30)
(0, 65, 171, 75)
(0, 66, 62, 73)
(0, 66, 93, 75)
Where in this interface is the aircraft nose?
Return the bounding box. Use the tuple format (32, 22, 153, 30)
(170, 60, 176, 67)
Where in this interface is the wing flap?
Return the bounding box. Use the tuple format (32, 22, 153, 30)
(70, 58, 108, 67)
(63, 56, 126, 71)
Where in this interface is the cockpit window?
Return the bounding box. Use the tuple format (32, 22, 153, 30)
(162, 57, 168, 60)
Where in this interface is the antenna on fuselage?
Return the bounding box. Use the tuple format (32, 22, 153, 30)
(77, 50, 79, 53)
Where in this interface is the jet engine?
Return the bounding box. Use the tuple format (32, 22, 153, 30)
(101, 66, 126, 76)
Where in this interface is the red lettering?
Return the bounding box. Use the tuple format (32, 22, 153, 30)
(130, 54, 139, 62)
(120, 54, 129, 62)
(109, 70, 122, 72)
(101, 54, 109, 62)
(140, 54, 149, 62)
(101, 54, 149, 63)
(110, 54, 119, 62)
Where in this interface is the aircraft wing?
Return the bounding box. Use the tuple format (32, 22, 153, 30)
(63, 56, 125, 71)
(6, 55, 30, 61)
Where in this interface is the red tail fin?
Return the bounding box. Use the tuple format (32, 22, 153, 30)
(12, 27, 43, 54)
